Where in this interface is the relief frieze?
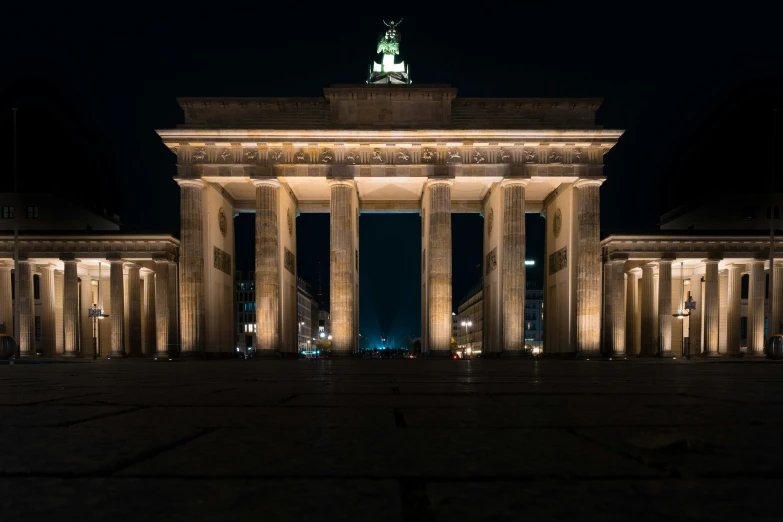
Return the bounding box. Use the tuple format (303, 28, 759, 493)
(548, 246, 568, 275)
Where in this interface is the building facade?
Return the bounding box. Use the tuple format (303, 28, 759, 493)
(456, 279, 544, 355)
(234, 271, 320, 355)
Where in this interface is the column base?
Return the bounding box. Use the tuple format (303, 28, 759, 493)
(153, 351, 172, 360)
(108, 351, 125, 359)
(607, 352, 627, 360)
(61, 352, 81, 358)
(700, 351, 722, 358)
(577, 350, 601, 359)
(657, 351, 676, 358)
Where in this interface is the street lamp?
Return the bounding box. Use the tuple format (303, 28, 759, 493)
(461, 320, 472, 357)
(89, 303, 109, 359)
(672, 261, 690, 358)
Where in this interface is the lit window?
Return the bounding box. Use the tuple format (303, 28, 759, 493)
(26, 206, 38, 219)
(1, 206, 12, 219)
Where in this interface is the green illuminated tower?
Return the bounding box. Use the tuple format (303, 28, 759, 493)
(368, 19, 411, 84)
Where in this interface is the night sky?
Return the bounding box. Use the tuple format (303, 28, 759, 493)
(1, 4, 782, 344)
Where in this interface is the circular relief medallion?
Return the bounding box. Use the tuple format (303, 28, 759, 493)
(487, 208, 494, 238)
(553, 208, 562, 238)
(218, 207, 227, 237)
(287, 208, 293, 237)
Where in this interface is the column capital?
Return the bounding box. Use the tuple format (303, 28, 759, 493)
(327, 179, 355, 189)
(500, 178, 530, 188)
(425, 178, 454, 189)
(573, 178, 605, 188)
(59, 254, 80, 262)
(251, 177, 281, 188)
(628, 267, 643, 276)
(140, 267, 154, 277)
(725, 263, 745, 271)
(607, 252, 629, 263)
(123, 262, 141, 271)
(702, 257, 722, 264)
(175, 177, 207, 189)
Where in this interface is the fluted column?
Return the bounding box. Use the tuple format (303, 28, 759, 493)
(61, 259, 79, 357)
(109, 258, 125, 357)
(688, 273, 703, 355)
(657, 259, 673, 357)
(141, 268, 156, 356)
(747, 260, 766, 356)
(168, 261, 178, 354)
(177, 178, 206, 356)
(501, 179, 527, 355)
(254, 179, 281, 353)
(0, 265, 11, 338)
(699, 259, 719, 355)
(603, 258, 626, 357)
(39, 265, 56, 355)
(330, 180, 358, 356)
(126, 264, 142, 357)
(719, 270, 728, 353)
(154, 259, 170, 357)
(626, 268, 641, 355)
(772, 262, 783, 336)
(54, 269, 64, 354)
(80, 275, 93, 357)
(640, 265, 655, 355)
(726, 264, 742, 355)
(574, 179, 602, 355)
(17, 261, 35, 356)
(427, 180, 453, 356)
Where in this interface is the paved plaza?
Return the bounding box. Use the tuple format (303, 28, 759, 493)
(1, 358, 782, 521)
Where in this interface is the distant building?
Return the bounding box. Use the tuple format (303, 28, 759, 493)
(0, 193, 120, 231)
(455, 279, 544, 355)
(660, 193, 782, 232)
(235, 271, 320, 354)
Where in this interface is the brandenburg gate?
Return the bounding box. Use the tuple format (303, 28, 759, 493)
(155, 22, 622, 358)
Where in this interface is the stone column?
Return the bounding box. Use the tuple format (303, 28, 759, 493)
(719, 270, 728, 353)
(626, 268, 641, 355)
(168, 261, 178, 354)
(501, 179, 527, 355)
(254, 179, 281, 354)
(39, 265, 56, 355)
(80, 275, 93, 357)
(772, 262, 783, 336)
(0, 264, 11, 337)
(177, 178, 206, 356)
(688, 273, 703, 355)
(640, 265, 655, 356)
(657, 259, 673, 357)
(109, 258, 125, 358)
(426, 180, 453, 357)
(702, 259, 720, 356)
(126, 264, 142, 357)
(154, 259, 170, 358)
(141, 268, 156, 356)
(726, 264, 743, 355)
(62, 258, 80, 357)
(574, 180, 602, 356)
(603, 258, 626, 357)
(747, 260, 766, 356)
(54, 269, 64, 354)
(17, 260, 34, 356)
(330, 180, 358, 356)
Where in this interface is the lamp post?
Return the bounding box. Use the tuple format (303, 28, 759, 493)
(89, 303, 109, 359)
(672, 261, 690, 358)
(461, 320, 472, 358)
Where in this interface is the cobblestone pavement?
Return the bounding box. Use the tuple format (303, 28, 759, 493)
(1, 358, 782, 521)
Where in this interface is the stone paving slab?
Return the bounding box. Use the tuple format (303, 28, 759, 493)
(1, 359, 782, 520)
(2, 477, 404, 522)
(119, 427, 658, 479)
(0, 426, 203, 475)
